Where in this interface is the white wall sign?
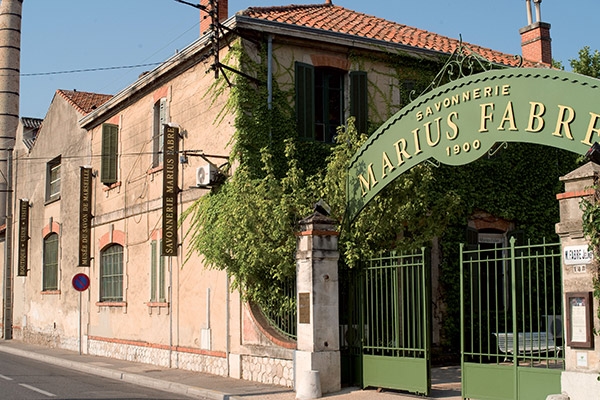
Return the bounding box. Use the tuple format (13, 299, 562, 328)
(563, 245, 593, 265)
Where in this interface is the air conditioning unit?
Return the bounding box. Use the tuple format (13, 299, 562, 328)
(196, 163, 218, 186)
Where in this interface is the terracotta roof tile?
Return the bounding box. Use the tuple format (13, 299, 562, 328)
(57, 90, 113, 115)
(241, 3, 534, 68)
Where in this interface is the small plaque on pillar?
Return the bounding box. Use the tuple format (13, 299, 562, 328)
(299, 292, 310, 324)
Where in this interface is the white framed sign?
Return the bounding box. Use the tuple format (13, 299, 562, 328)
(563, 245, 593, 265)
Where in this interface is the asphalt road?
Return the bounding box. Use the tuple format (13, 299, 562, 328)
(0, 351, 193, 399)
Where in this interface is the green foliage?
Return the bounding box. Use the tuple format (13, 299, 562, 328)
(183, 40, 317, 311)
(580, 189, 600, 325)
(182, 142, 315, 309)
(571, 47, 600, 336)
(570, 46, 600, 78)
(436, 144, 580, 347)
(322, 118, 461, 266)
(184, 38, 583, 348)
(183, 39, 455, 310)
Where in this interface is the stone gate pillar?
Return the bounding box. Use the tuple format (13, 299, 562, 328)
(294, 212, 340, 399)
(555, 162, 600, 398)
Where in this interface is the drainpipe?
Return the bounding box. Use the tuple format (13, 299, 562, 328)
(267, 35, 273, 142)
(267, 35, 273, 111)
(225, 273, 230, 376)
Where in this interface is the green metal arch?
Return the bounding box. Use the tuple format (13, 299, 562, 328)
(346, 68, 600, 222)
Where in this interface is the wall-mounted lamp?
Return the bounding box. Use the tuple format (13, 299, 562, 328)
(585, 142, 600, 164)
(314, 199, 331, 216)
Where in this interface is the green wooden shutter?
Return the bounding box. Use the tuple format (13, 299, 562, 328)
(158, 239, 166, 302)
(152, 98, 168, 168)
(43, 233, 59, 290)
(101, 124, 118, 185)
(350, 71, 368, 134)
(466, 226, 478, 251)
(295, 62, 315, 140)
(150, 240, 157, 301)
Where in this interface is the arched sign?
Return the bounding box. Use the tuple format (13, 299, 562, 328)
(347, 68, 600, 222)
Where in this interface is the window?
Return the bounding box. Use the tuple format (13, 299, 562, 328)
(45, 156, 61, 202)
(296, 62, 368, 142)
(43, 233, 59, 291)
(100, 244, 123, 302)
(152, 98, 168, 168)
(101, 124, 119, 185)
(150, 240, 166, 302)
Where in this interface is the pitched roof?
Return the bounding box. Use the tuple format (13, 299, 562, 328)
(57, 90, 113, 115)
(241, 3, 534, 68)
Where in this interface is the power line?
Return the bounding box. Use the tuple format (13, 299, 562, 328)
(19, 62, 163, 77)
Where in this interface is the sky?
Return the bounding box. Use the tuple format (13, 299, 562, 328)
(18, 0, 600, 118)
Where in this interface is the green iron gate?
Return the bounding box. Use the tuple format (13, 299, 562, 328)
(461, 238, 564, 400)
(357, 248, 431, 396)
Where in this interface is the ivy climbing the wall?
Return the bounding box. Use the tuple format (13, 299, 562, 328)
(580, 188, 600, 328)
(183, 38, 583, 349)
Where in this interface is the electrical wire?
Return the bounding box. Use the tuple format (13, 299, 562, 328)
(19, 63, 163, 77)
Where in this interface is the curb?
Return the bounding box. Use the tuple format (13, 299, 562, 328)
(0, 344, 240, 400)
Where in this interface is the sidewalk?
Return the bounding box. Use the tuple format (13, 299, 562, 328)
(0, 340, 461, 400)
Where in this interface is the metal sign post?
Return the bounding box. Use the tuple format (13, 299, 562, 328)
(72, 273, 90, 355)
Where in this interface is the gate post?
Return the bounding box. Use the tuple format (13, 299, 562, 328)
(555, 161, 600, 398)
(295, 211, 340, 398)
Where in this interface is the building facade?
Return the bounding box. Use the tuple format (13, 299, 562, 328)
(2, 0, 551, 391)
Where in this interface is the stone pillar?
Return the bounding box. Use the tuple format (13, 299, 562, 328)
(295, 212, 340, 399)
(555, 162, 600, 398)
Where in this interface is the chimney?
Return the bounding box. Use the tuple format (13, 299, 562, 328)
(200, 0, 228, 35)
(520, 0, 552, 65)
(0, 0, 22, 224)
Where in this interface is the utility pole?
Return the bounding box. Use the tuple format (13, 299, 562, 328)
(0, 0, 23, 340)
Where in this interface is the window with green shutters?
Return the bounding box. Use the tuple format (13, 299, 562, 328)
(43, 233, 59, 291)
(150, 240, 166, 302)
(295, 62, 367, 142)
(101, 124, 119, 185)
(100, 244, 123, 302)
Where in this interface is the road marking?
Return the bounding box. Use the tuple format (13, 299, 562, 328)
(0, 374, 13, 381)
(19, 383, 56, 397)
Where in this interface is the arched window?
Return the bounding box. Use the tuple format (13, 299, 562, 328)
(42, 233, 59, 291)
(100, 244, 123, 302)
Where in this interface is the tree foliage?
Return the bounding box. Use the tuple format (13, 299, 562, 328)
(570, 46, 600, 78)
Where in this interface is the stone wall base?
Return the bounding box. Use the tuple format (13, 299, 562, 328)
(561, 371, 600, 400)
(15, 330, 294, 388)
(241, 353, 294, 387)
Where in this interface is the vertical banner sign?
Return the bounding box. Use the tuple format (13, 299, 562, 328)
(162, 125, 179, 256)
(79, 167, 93, 266)
(17, 199, 29, 276)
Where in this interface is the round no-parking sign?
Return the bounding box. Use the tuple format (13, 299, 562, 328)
(72, 273, 90, 292)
